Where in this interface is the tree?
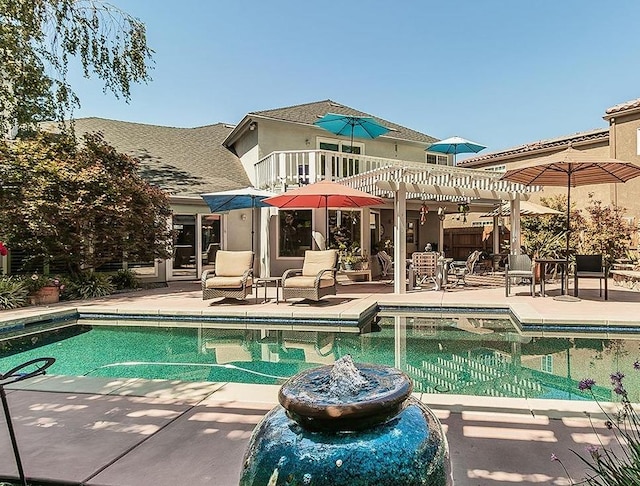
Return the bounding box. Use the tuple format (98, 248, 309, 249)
(521, 195, 585, 258)
(0, 0, 152, 134)
(0, 132, 173, 274)
(578, 194, 634, 266)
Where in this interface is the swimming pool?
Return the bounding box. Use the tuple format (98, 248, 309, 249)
(0, 312, 637, 402)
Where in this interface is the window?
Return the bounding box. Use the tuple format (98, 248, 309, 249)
(319, 138, 364, 178)
(328, 209, 362, 250)
(485, 164, 506, 173)
(279, 210, 313, 257)
(541, 355, 553, 373)
(426, 153, 448, 165)
(406, 221, 416, 244)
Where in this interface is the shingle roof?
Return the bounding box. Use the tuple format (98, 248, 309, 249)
(458, 128, 609, 168)
(250, 99, 438, 144)
(605, 97, 640, 116)
(43, 118, 251, 197)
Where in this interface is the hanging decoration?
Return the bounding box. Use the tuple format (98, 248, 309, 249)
(419, 202, 429, 225)
(457, 202, 470, 223)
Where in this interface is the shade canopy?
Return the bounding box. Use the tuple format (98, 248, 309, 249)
(263, 180, 384, 209)
(500, 146, 640, 297)
(500, 146, 640, 187)
(201, 187, 275, 212)
(201, 187, 276, 253)
(263, 180, 384, 247)
(426, 136, 486, 155)
(314, 113, 390, 148)
(481, 201, 562, 218)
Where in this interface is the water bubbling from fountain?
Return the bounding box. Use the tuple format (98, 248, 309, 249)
(325, 355, 368, 397)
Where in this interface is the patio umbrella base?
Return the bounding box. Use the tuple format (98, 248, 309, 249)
(553, 295, 581, 302)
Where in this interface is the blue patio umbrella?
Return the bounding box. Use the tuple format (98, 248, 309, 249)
(314, 113, 390, 151)
(426, 136, 486, 165)
(201, 187, 275, 252)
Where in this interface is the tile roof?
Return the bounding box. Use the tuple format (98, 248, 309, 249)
(43, 118, 251, 198)
(605, 97, 640, 116)
(250, 99, 438, 144)
(458, 128, 609, 168)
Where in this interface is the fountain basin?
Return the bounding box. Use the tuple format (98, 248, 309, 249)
(240, 356, 451, 485)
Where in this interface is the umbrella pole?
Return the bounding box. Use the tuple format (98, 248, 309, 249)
(325, 195, 329, 249)
(565, 172, 571, 259)
(251, 197, 255, 254)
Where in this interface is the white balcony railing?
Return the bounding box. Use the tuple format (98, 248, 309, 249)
(255, 150, 430, 190)
(254, 150, 535, 200)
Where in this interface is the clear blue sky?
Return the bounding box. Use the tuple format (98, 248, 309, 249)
(69, 0, 640, 156)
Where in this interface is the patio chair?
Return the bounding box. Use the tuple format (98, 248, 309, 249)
(376, 250, 393, 278)
(448, 250, 481, 286)
(505, 254, 535, 297)
(574, 254, 608, 300)
(412, 251, 439, 288)
(282, 249, 338, 302)
(201, 250, 254, 301)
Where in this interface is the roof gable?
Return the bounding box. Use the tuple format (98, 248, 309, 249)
(248, 99, 438, 144)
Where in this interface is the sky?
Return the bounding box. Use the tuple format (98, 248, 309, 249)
(68, 0, 640, 158)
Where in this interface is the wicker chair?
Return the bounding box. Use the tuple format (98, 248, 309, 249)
(202, 250, 254, 301)
(282, 249, 338, 302)
(505, 253, 535, 297)
(574, 254, 608, 300)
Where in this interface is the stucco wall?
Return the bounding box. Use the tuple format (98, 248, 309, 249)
(239, 118, 429, 170)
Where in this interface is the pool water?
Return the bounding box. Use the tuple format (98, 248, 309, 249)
(0, 313, 638, 402)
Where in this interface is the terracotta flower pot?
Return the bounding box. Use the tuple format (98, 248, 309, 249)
(30, 286, 60, 305)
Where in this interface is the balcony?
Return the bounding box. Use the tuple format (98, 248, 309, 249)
(254, 150, 432, 190)
(254, 150, 534, 201)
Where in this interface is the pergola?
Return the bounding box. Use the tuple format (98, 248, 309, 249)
(340, 165, 541, 293)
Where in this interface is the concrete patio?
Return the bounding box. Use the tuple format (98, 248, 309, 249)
(0, 276, 636, 485)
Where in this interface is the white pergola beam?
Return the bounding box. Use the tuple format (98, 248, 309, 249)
(376, 181, 531, 202)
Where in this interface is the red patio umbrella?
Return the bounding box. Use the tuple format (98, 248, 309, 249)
(263, 180, 384, 248)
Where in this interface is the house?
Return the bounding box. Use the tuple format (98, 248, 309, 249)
(459, 97, 640, 249)
(9, 100, 535, 285)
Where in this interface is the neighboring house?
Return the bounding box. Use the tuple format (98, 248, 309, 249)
(459, 97, 640, 249)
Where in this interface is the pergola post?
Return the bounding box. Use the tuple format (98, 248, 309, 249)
(509, 197, 521, 255)
(393, 182, 407, 294)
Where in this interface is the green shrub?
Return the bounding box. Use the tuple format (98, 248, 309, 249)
(66, 272, 115, 300)
(0, 276, 30, 309)
(110, 269, 140, 290)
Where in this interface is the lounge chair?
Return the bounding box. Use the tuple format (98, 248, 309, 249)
(376, 250, 393, 278)
(574, 254, 608, 300)
(505, 254, 535, 297)
(282, 249, 338, 302)
(448, 250, 481, 286)
(412, 251, 438, 288)
(202, 250, 254, 301)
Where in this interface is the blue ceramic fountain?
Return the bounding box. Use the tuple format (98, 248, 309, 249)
(239, 355, 451, 485)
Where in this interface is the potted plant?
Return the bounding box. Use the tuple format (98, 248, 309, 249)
(25, 274, 65, 305)
(338, 243, 362, 271)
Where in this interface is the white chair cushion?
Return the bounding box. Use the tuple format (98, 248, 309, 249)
(205, 276, 253, 289)
(283, 276, 335, 288)
(302, 250, 337, 278)
(215, 251, 253, 277)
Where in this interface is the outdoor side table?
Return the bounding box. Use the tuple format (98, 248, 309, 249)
(536, 258, 569, 297)
(255, 277, 282, 304)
